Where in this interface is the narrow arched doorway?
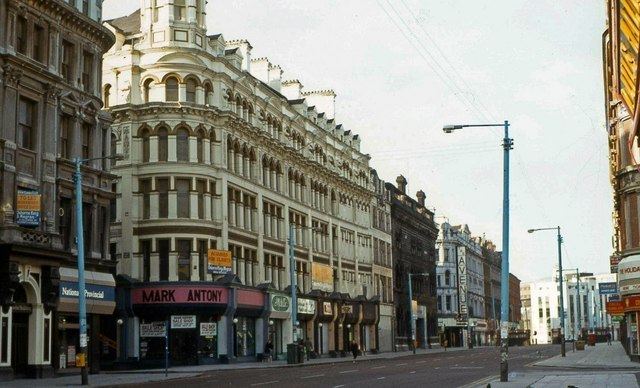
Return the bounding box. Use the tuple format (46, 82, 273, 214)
(11, 284, 31, 376)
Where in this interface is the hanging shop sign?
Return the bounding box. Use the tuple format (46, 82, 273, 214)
(132, 285, 228, 306)
(271, 295, 291, 313)
(611, 255, 621, 273)
(323, 301, 333, 315)
(457, 246, 468, 317)
(312, 262, 333, 292)
(297, 298, 316, 315)
(618, 255, 640, 296)
(15, 189, 41, 226)
(606, 301, 625, 316)
(200, 322, 217, 337)
(599, 282, 618, 295)
(140, 322, 167, 337)
(171, 315, 196, 329)
(208, 249, 232, 274)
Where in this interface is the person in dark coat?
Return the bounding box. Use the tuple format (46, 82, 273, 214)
(264, 339, 274, 362)
(351, 340, 359, 362)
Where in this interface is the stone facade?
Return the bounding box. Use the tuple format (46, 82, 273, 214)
(0, 0, 115, 379)
(104, 0, 392, 364)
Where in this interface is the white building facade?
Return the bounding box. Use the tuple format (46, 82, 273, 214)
(103, 0, 393, 365)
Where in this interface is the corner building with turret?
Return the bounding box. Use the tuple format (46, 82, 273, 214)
(104, 0, 393, 365)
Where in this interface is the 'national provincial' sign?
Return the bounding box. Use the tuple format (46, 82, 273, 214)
(59, 281, 115, 301)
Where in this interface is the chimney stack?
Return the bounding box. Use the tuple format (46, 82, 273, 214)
(416, 190, 425, 206)
(396, 175, 407, 194)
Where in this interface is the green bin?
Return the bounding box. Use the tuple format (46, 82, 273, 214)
(287, 343, 300, 364)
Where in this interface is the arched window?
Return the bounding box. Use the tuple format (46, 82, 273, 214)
(204, 83, 213, 105)
(177, 128, 190, 162)
(103, 84, 111, 108)
(141, 128, 150, 162)
(445, 270, 451, 286)
(143, 78, 153, 103)
(197, 129, 205, 163)
(165, 77, 178, 101)
(186, 78, 197, 103)
(157, 127, 168, 162)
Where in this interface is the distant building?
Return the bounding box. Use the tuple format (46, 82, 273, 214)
(509, 273, 522, 328)
(387, 176, 438, 350)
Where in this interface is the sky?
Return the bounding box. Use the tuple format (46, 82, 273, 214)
(103, 0, 611, 282)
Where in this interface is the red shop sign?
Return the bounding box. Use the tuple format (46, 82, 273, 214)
(624, 295, 640, 312)
(132, 285, 228, 305)
(237, 289, 264, 307)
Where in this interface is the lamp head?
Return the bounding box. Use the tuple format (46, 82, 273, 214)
(527, 229, 535, 234)
(443, 124, 463, 133)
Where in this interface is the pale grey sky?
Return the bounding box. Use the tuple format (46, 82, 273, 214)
(104, 0, 610, 282)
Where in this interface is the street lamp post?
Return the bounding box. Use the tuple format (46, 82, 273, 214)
(443, 120, 512, 382)
(74, 154, 122, 385)
(527, 226, 566, 357)
(408, 272, 429, 354)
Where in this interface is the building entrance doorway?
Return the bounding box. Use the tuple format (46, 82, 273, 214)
(11, 284, 32, 376)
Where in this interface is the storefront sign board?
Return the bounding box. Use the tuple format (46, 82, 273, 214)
(208, 249, 232, 274)
(140, 322, 167, 337)
(311, 262, 333, 292)
(297, 298, 316, 315)
(200, 322, 217, 337)
(132, 285, 228, 305)
(271, 295, 290, 313)
(342, 305, 353, 314)
(606, 301, 625, 316)
(458, 246, 468, 317)
(16, 189, 40, 226)
(60, 281, 116, 301)
(171, 315, 196, 329)
(599, 282, 618, 295)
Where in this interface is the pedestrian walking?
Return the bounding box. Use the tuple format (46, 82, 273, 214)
(606, 332, 612, 345)
(264, 339, 273, 362)
(444, 339, 448, 351)
(351, 340, 359, 362)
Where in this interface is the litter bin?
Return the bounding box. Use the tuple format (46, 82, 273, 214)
(287, 343, 300, 364)
(576, 340, 586, 350)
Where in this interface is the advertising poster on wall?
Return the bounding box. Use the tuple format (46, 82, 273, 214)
(207, 250, 232, 274)
(312, 262, 333, 292)
(16, 189, 41, 226)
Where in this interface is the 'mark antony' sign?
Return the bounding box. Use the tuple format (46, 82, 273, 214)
(132, 285, 229, 305)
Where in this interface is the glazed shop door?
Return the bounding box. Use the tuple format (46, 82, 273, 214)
(170, 329, 198, 365)
(11, 312, 29, 375)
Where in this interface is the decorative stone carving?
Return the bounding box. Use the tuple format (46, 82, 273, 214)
(1, 64, 22, 88)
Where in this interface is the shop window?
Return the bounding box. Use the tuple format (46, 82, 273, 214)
(158, 239, 170, 281)
(233, 317, 256, 357)
(177, 239, 191, 281)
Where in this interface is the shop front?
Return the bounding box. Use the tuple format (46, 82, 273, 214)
(233, 288, 267, 361)
(296, 297, 316, 350)
(619, 255, 640, 360)
(56, 267, 116, 374)
(267, 293, 291, 360)
(341, 300, 361, 353)
(130, 283, 229, 366)
(360, 299, 379, 353)
(314, 296, 336, 356)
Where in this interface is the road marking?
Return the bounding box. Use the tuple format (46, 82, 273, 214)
(371, 365, 387, 369)
(333, 385, 346, 388)
(434, 367, 440, 369)
(450, 366, 483, 369)
(250, 381, 279, 386)
(396, 363, 407, 366)
(339, 369, 358, 374)
(409, 371, 416, 374)
(415, 360, 427, 364)
(377, 377, 386, 380)
(301, 374, 325, 379)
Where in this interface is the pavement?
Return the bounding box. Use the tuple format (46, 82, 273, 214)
(478, 342, 640, 388)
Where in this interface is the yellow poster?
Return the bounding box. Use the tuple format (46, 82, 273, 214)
(207, 250, 232, 274)
(312, 262, 333, 292)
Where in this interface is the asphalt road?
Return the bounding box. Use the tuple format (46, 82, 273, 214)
(126, 345, 560, 388)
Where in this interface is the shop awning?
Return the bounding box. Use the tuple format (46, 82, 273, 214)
(58, 267, 116, 315)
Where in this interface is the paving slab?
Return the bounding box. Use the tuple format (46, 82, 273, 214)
(534, 342, 639, 369)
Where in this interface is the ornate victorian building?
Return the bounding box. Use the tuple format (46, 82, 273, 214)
(104, 0, 392, 365)
(387, 176, 438, 350)
(0, 0, 115, 379)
